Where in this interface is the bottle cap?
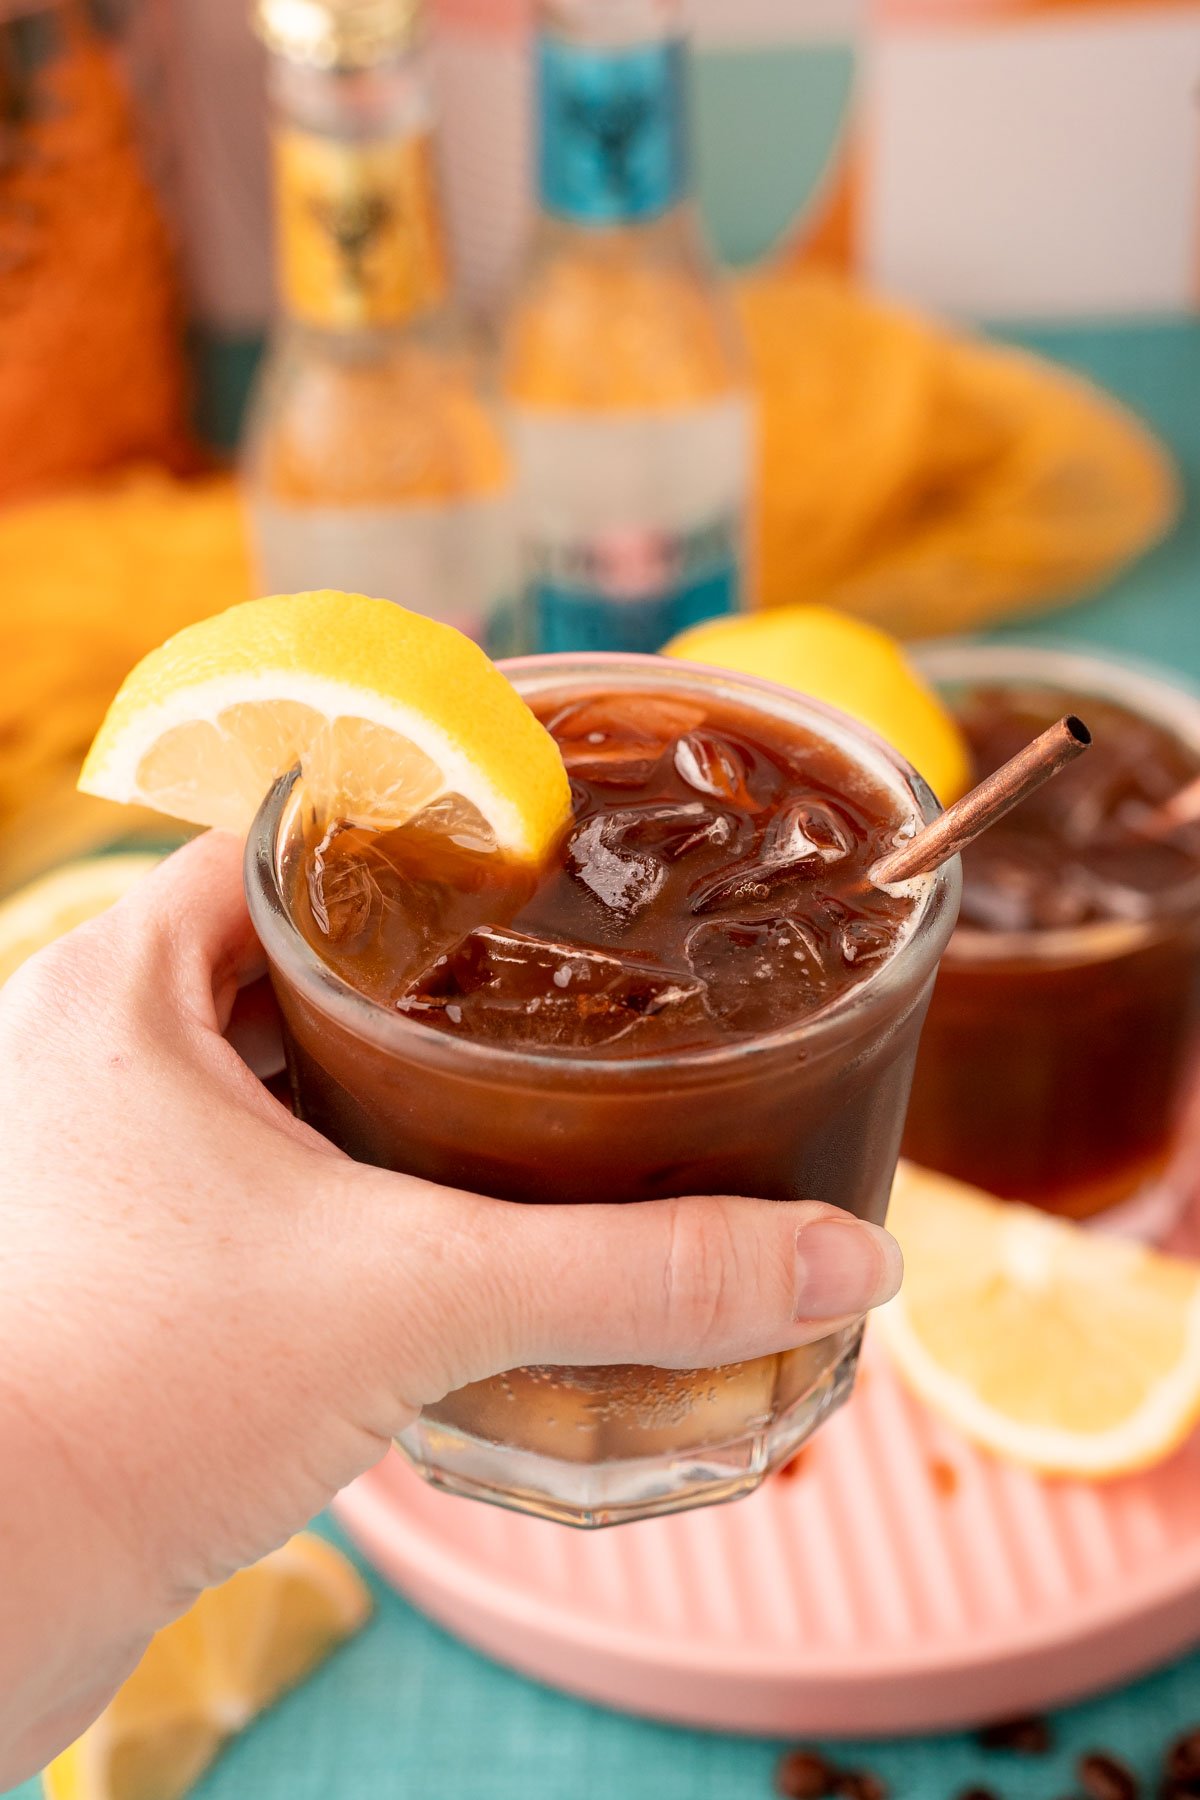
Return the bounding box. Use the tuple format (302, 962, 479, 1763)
(253, 0, 423, 69)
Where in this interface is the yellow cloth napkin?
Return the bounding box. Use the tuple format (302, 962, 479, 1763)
(0, 467, 251, 886)
(0, 282, 1178, 886)
(736, 270, 1178, 634)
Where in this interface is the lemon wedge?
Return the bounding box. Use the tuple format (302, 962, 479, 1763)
(0, 855, 164, 985)
(664, 605, 971, 804)
(876, 1161, 1200, 1478)
(80, 592, 572, 859)
(42, 1533, 371, 1800)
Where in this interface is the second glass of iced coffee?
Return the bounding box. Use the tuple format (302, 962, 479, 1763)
(248, 654, 960, 1525)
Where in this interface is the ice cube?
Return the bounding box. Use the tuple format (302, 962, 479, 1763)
(767, 799, 856, 866)
(398, 925, 706, 1049)
(688, 799, 859, 915)
(558, 745, 662, 790)
(689, 848, 827, 916)
(566, 814, 667, 917)
(674, 730, 753, 807)
(408, 792, 498, 854)
(838, 916, 897, 967)
(547, 695, 706, 745)
(306, 827, 380, 944)
(565, 803, 732, 918)
(686, 915, 826, 1031)
(549, 694, 706, 788)
(614, 801, 734, 859)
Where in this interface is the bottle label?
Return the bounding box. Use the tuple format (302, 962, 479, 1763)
(274, 127, 448, 328)
(509, 397, 751, 653)
(536, 36, 687, 225)
(529, 517, 740, 653)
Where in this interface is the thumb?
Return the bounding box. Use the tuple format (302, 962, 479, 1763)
(325, 1173, 902, 1407)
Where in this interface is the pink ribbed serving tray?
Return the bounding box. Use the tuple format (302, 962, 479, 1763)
(335, 1326, 1200, 1736)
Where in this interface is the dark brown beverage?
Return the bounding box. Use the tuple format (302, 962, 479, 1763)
(904, 648, 1200, 1223)
(291, 690, 919, 1067)
(248, 655, 959, 1524)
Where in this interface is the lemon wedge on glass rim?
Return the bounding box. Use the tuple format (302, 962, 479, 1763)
(79, 592, 573, 858)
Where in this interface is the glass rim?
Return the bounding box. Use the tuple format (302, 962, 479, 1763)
(913, 638, 1200, 966)
(245, 651, 961, 1082)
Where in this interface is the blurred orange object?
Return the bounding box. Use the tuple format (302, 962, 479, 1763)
(736, 270, 1179, 636)
(0, 467, 250, 885)
(0, 0, 194, 501)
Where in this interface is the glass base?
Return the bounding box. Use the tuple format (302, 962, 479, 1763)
(396, 1331, 862, 1528)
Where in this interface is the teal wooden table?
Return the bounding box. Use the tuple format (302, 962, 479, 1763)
(9, 317, 1200, 1800)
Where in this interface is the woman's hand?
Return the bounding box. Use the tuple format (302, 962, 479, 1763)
(0, 831, 900, 1783)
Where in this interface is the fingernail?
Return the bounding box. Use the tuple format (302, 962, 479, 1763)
(794, 1215, 903, 1321)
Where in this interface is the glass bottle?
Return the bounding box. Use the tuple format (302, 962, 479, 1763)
(500, 0, 753, 654)
(243, 0, 514, 646)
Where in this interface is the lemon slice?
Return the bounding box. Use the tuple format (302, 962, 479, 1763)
(876, 1161, 1200, 1477)
(664, 605, 971, 805)
(80, 592, 573, 858)
(0, 855, 164, 986)
(42, 1533, 371, 1800)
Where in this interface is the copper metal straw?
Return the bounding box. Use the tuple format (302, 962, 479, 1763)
(870, 714, 1092, 888)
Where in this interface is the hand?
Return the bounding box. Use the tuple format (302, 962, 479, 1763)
(0, 832, 901, 1783)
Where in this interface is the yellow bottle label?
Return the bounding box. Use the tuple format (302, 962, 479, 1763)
(274, 127, 448, 328)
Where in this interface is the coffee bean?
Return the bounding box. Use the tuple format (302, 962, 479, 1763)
(1078, 1752, 1139, 1800)
(775, 1450, 810, 1482)
(1166, 1735, 1200, 1787)
(977, 1715, 1054, 1755)
(775, 1750, 835, 1799)
(929, 1458, 959, 1497)
(835, 1770, 888, 1800)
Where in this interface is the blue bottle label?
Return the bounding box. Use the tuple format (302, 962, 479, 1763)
(536, 36, 688, 225)
(528, 518, 740, 654)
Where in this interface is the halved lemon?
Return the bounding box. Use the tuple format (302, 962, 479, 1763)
(0, 854, 164, 985)
(42, 1533, 371, 1800)
(80, 592, 573, 859)
(876, 1161, 1200, 1478)
(664, 605, 971, 805)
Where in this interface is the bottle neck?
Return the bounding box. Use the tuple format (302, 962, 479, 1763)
(534, 12, 691, 229)
(266, 49, 449, 333)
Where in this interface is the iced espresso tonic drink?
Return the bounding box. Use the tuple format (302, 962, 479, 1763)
(248, 655, 959, 1524)
(905, 645, 1200, 1227)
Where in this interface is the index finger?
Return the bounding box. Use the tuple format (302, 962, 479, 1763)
(123, 831, 265, 1033)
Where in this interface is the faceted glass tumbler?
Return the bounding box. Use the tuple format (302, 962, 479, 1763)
(246, 654, 959, 1526)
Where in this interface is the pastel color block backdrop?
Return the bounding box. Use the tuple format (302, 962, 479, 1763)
(157, 0, 1200, 329)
